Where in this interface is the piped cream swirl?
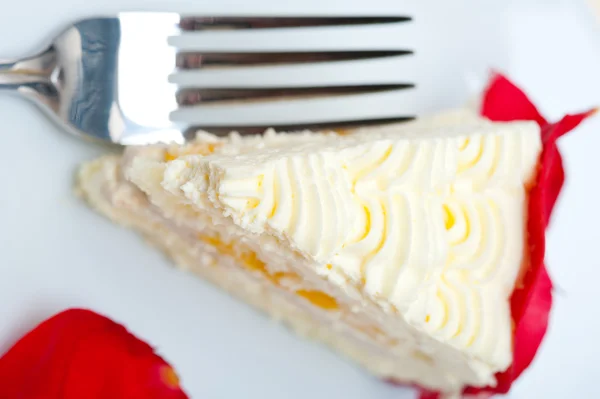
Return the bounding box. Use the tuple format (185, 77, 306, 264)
(161, 120, 542, 372)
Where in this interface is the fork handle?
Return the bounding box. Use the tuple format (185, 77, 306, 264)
(0, 47, 56, 93)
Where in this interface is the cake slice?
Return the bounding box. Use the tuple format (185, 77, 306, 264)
(78, 104, 545, 396)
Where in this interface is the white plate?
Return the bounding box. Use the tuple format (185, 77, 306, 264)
(1, 1, 599, 398)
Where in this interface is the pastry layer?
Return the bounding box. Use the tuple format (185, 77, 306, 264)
(77, 115, 541, 395)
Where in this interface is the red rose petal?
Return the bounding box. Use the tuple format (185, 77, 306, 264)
(415, 74, 595, 399)
(510, 265, 553, 380)
(418, 389, 493, 399)
(539, 110, 597, 224)
(542, 109, 598, 144)
(480, 72, 547, 126)
(0, 308, 189, 399)
(418, 389, 441, 399)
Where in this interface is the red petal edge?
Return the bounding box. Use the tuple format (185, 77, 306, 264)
(415, 74, 595, 399)
(480, 72, 548, 126)
(0, 308, 189, 399)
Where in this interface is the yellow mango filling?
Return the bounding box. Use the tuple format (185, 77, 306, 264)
(195, 234, 405, 342)
(164, 143, 222, 162)
(198, 234, 338, 310)
(295, 290, 339, 310)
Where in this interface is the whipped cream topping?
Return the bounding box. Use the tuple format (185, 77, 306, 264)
(159, 121, 541, 372)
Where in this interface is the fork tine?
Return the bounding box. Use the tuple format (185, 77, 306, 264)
(168, 15, 416, 140)
(179, 16, 410, 31)
(171, 89, 419, 127)
(176, 50, 410, 68)
(176, 84, 412, 105)
(183, 117, 413, 137)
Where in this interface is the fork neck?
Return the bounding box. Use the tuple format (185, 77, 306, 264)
(0, 47, 56, 93)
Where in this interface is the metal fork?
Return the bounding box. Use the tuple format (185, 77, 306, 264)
(0, 13, 421, 145)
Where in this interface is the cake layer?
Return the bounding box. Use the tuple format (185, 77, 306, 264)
(77, 115, 542, 396)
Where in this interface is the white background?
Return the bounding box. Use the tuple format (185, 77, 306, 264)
(0, 0, 599, 398)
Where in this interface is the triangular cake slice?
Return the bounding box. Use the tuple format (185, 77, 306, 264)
(77, 112, 541, 396)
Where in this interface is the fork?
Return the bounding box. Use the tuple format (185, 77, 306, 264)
(0, 13, 420, 145)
